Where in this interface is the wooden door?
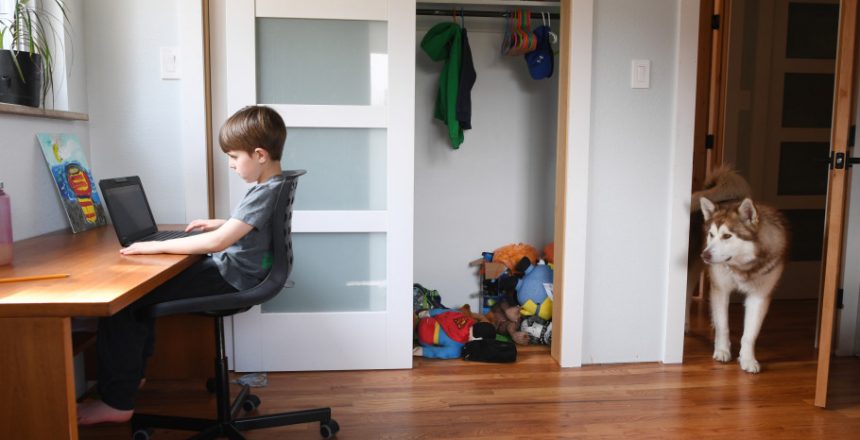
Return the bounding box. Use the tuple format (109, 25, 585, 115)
(763, 0, 839, 299)
(815, 0, 858, 408)
(693, 0, 730, 190)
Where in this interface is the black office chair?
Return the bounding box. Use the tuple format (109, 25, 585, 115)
(131, 170, 339, 440)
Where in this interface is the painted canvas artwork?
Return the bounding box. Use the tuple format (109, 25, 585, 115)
(36, 133, 107, 233)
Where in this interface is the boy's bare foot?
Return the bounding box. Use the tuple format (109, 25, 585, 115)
(77, 399, 133, 425)
(139, 377, 146, 389)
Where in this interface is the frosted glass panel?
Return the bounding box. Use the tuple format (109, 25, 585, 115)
(262, 233, 387, 313)
(284, 128, 386, 210)
(257, 18, 388, 105)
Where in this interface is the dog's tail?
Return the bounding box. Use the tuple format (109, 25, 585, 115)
(691, 165, 752, 212)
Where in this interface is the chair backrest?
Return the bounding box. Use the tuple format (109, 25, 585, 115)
(146, 170, 306, 318)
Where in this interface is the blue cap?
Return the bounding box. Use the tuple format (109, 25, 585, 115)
(525, 25, 554, 80)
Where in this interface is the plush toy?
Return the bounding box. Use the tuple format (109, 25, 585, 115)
(520, 316, 552, 345)
(492, 243, 539, 275)
(487, 300, 530, 345)
(517, 260, 553, 320)
(457, 304, 489, 323)
(413, 308, 496, 359)
(543, 242, 554, 266)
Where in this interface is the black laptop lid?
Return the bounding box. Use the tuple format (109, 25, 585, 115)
(98, 176, 158, 246)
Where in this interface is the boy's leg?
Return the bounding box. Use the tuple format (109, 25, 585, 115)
(136, 258, 237, 368)
(84, 258, 236, 423)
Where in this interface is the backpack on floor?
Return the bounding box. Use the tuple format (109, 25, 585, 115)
(462, 339, 517, 363)
(413, 283, 445, 312)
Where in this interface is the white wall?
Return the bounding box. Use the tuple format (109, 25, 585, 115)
(82, 0, 188, 224)
(582, 0, 686, 363)
(0, 117, 89, 240)
(413, 17, 558, 310)
(0, 0, 89, 241)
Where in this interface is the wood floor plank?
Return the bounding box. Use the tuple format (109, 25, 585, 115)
(81, 299, 860, 439)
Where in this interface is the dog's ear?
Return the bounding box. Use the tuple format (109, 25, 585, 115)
(738, 198, 759, 225)
(700, 197, 716, 221)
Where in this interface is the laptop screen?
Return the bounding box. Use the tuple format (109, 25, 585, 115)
(99, 177, 158, 244)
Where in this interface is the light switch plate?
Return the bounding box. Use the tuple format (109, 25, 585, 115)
(160, 46, 181, 80)
(631, 59, 651, 89)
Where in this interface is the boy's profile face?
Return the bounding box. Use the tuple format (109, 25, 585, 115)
(226, 149, 265, 183)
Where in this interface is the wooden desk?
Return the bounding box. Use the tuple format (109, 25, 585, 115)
(0, 226, 199, 440)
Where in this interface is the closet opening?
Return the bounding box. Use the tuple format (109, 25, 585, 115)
(413, 1, 562, 365)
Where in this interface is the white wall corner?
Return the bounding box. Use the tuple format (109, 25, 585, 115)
(557, 0, 594, 368)
(662, 0, 700, 364)
(179, 0, 209, 221)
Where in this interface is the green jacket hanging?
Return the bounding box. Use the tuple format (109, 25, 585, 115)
(421, 22, 464, 149)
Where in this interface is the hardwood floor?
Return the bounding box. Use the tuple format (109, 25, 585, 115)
(81, 299, 860, 439)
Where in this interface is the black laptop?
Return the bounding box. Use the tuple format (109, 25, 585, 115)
(98, 176, 200, 246)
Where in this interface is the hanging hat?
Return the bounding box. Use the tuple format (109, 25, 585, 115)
(525, 25, 554, 80)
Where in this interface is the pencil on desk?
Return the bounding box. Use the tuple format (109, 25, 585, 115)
(0, 274, 70, 283)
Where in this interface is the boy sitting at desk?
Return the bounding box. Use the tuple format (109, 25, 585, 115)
(78, 105, 288, 425)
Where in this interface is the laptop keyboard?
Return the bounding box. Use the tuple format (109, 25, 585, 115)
(146, 230, 198, 242)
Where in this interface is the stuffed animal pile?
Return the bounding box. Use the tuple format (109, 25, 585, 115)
(410, 241, 555, 364)
(484, 242, 554, 346)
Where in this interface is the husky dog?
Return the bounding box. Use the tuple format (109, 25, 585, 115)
(686, 167, 753, 330)
(698, 196, 789, 373)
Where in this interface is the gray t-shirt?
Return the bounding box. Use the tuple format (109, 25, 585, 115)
(212, 174, 284, 290)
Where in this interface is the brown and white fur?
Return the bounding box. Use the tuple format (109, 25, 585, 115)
(699, 196, 789, 373)
(686, 167, 753, 330)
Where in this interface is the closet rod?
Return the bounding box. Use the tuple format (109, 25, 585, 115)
(417, 9, 560, 19)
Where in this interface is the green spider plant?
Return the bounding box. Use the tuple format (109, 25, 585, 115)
(0, 0, 70, 107)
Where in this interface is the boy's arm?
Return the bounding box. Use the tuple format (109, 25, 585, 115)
(185, 218, 228, 232)
(120, 218, 253, 255)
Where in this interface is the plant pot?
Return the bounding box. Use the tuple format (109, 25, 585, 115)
(0, 50, 43, 108)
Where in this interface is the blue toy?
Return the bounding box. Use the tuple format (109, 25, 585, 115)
(516, 261, 553, 320)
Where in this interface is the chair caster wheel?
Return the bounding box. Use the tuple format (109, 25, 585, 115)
(242, 394, 261, 412)
(132, 428, 153, 440)
(320, 419, 339, 439)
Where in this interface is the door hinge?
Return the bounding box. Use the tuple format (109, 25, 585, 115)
(711, 14, 721, 30)
(850, 125, 856, 148)
(837, 288, 844, 309)
(705, 134, 715, 149)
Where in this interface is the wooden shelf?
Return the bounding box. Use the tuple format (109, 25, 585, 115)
(0, 102, 88, 121)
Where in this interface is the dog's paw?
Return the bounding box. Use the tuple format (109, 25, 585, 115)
(713, 349, 732, 363)
(739, 357, 761, 373)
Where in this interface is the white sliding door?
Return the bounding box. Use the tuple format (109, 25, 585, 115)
(226, 0, 415, 371)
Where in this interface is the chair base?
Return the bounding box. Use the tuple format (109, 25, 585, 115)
(131, 317, 338, 439)
(131, 387, 338, 439)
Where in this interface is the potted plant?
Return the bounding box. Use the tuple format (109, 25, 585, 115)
(0, 0, 69, 108)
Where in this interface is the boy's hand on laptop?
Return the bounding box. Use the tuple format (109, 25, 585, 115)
(185, 219, 227, 233)
(120, 241, 161, 255)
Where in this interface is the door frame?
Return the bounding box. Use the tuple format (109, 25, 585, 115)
(552, 0, 590, 368)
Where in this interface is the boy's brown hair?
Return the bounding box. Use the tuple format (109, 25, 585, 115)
(219, 105, 286, 160)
